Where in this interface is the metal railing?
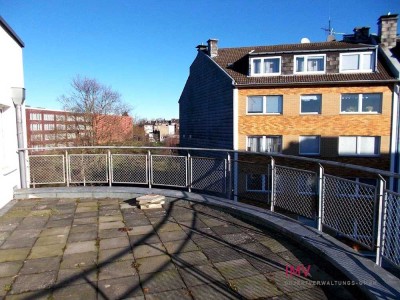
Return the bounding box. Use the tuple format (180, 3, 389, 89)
(21, 146, 400, 270)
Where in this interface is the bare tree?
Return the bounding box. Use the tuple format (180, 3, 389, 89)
(58, 76, 133, 146)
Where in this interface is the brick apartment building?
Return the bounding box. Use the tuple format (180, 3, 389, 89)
(179, 14, 400, 195)
(26, 107, 133, 150)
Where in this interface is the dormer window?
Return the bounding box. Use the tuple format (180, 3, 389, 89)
(340, 52, 374, 73)
(250, 57, 281, 76)
(294, 54, 326, 74)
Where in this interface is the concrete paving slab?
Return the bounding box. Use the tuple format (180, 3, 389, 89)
(98, 260, 136, 281)
(163, 240, 199, 254)
(28, 244, 64, 259)
(171, 251, 209, 267)
(214, 259, 260, 280)
(19, 256, 60, 274)
(129, 234, 162, 247)
(144, 289, 192, 300)
(68, 230, 98, 243)
(10, 271, 57, 294)
(133, 243, 166, 258)
(229, 274, 283, 299)
(127, 225, 155, 236)
(64, 240, 97, 255)
(60, 252, 97, 269)
(140, 269, 186, 294)
(98, 247, 134, 263)
(98, 227, 127, 239)
(52, 283, 97, 300)
(179, 264, 225, 287)
(158, 230, 188, 242)
(0, 248, 30, 262)
(98, 221, 125, 230)
(0, 261, 23, 277)
(99, 215, 123, 223)
(98, 276, 142, 299)
(39, 226, 70, 237)
(0, 237, 37, 249)
(99, 236, 130, 250)
(189, 282, 241, 300)
(34, 234, 67, 246)
(136, 255, 175, 274)
(57, 268, 97, 286)
(70, 223, 97, 233)
(4, 290, 52, 300)
(73, 217, 97, 225)
(202, 246, 242, 264)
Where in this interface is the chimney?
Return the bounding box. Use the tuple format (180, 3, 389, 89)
(378, 14, 398, 48)
(207, 39, 218, 57)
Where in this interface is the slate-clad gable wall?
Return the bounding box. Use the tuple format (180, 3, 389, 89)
(179, 52, 234, 149)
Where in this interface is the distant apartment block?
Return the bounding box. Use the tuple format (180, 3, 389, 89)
(26, 107, 133, 150)
(179, 14, 400, 194)
(143, 119, 179, 143)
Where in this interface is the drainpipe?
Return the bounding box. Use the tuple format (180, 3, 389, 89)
(389, 84, 399, 191)
(11, 87, 27, 189)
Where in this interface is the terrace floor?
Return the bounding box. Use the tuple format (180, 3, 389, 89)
(0, 195, 364, 300)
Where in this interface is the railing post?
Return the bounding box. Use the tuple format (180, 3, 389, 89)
(270, 157, 275, 212)
(108, 149, 112, 187)
(318, 164, 324, 231)
(187, 152, 191, 192)
(227, 152, 232, 200)
(65, 150, 70, 187)
(148, 150, 152, 189)
(376, 175, 386, 266)
(233, 152, 238, 202)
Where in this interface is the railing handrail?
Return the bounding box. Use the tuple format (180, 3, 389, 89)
(20, 146, 400, 179)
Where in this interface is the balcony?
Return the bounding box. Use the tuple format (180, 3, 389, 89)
(3, 146, 400, 298)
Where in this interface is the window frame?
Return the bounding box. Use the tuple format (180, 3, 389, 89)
(294, 54, 326, 74)
(247, 135, 282, 153)
(300, 94, 322, 114)
(246, 174, 269, 192)
(339, 52, 374, 73)
(250, 56, 282, 76)
(340, 93, 382, 114)
(338, 136, 380, 157)
(299, 135, 320, 155)
(247, 95, 283, 115)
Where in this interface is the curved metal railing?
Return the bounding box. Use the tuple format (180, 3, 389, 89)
(19, 146, 400, 270)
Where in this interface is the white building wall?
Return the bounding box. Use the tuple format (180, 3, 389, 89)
(0, 20, 24, 208)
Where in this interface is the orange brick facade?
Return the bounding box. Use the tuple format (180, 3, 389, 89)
(237, 84, 393, 170)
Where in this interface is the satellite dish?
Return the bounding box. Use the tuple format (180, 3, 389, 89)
(301, 37, 311, 44)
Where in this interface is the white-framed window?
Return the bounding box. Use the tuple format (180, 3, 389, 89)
(30, 113, 42, 120)
(67, 116, 75, 121)
(247, 95, 283, 114)
(56, 114, 65, 122)
(77, 124, 85, 130)
(338, 136, 380, 156)
(299, 136, 320, 155)
(43, 114, 54, 121)
(57, 133, 66, 140)
(340, 52, 374, 73)
(247, 136, 282, 153)
(30, 134, 42, 141)
(44, 123, 55, 131)
(300, 94, 321, 114)
(246, 174, 269, 192)
(341, 93, 382, 113)
(294, 54, 326, 74)
(67, 133, 76, 139)
(44, 134, 56, 141)
(30, 123, 42, 131)
(251, 56, 281, 76)
(56, 124, 66, 130)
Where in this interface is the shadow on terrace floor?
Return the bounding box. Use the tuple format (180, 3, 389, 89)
(0, 196, 362, 299)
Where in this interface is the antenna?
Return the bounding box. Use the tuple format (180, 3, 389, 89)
(321, 18, 346, 40)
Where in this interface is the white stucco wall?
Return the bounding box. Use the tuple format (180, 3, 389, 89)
(0, 21, 24, 208)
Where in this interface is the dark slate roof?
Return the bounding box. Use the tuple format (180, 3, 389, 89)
(0, 16, 24, 48)
(211, 41, 397, 86)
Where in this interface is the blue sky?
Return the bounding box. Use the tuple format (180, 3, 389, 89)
(1, 0, 399, 120)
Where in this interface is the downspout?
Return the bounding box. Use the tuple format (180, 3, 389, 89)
(390, 84, 400, 191)
(233, 87, 239, 201)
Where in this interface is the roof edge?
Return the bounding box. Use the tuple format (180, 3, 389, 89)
(199, 51, 236, 85)
(0, 16, 24, 48)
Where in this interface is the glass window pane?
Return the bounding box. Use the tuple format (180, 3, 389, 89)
(307, 56, 324, 71)
(248, 96, 263, 113)
(248, 137, 262, 152)
(362, 94, 381, 113)
(266, 95, 282, 113)
(359, 137, 379, 155)
(296, 57, 304, 72)
(301, 95, 321, 113)
(299, 136, 320, 154)
(341, 94, 359, 112)
(247, 174, 263, 191)
(342, 54, 359, 70)
(253, 59, 261, 74)
(265, 136, 281, 153)
(362, 53, 373, 70)
(339, 136, 357, 155)
(264, 58, 280, 73)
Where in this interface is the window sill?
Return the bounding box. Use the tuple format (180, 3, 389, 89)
(340, 112, 380, 115)
(338, 154, 380, 157)
(247, 113, 282, 115)
(300, 112, 321, 115)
